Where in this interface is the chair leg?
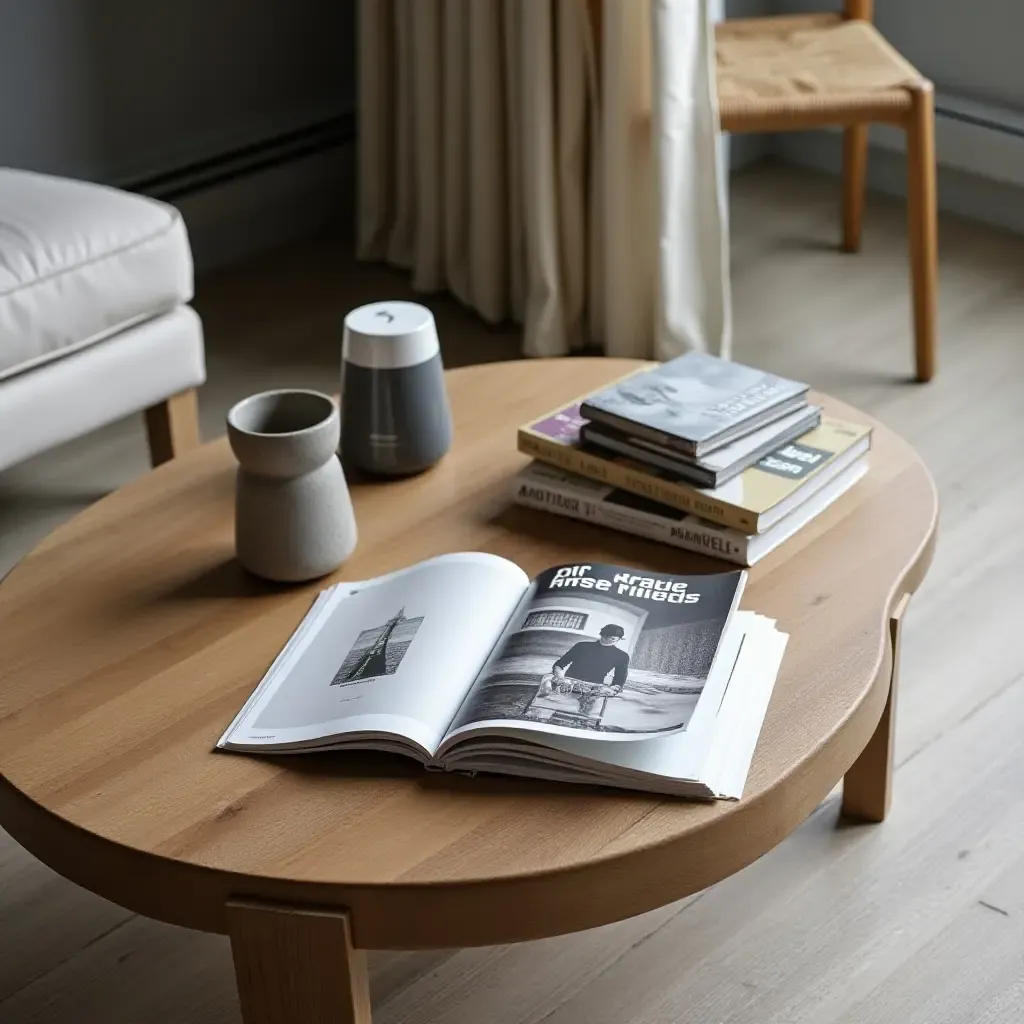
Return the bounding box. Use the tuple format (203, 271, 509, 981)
(905, 83, 938, 382)
(841, 124, 869, 253)
(144, 389, 201, 467)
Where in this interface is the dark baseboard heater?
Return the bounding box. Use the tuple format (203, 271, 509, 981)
(123, 113, 356, 203)
(936, 96, 1024, 140)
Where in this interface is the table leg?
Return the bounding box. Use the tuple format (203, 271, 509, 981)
(841, 593, 910, 823)
(227, 898, 372, 1024)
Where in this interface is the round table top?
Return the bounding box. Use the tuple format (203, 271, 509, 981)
(0, 359, 936, 950)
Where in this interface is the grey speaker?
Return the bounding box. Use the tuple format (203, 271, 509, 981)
(340, 301, 453, 476)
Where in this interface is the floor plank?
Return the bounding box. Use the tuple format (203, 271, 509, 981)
(833, 853, 1024, 1023)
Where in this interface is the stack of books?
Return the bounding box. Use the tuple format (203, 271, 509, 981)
(514, 353, 872, 566)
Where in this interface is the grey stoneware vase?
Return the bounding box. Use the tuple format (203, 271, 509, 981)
(227, 389, 357, 583)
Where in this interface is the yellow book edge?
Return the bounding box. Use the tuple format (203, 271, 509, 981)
(518, 402, 872, 535)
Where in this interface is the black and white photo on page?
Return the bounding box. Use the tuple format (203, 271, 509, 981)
(221, 553, 529, 757)
(447, 563, 745, 739)
(332, 608, 424, 684)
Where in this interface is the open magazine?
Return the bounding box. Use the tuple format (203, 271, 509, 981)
(218, 553, 788, 799)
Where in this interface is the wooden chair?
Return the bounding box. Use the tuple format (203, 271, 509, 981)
(716, 1, 938, 381)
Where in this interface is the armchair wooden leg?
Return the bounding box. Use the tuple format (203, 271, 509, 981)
(227, 899, 372, 1024)
(841, 124, 869, 253)
(906, 83, 938, 382)
(144, 389, 201, 467)
(842, 594, 910, 823)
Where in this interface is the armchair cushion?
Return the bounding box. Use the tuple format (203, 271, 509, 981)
(0, 168, 193, 382)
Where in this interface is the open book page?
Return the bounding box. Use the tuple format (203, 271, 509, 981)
(437, 563, 745, 753)
(526, 614, 785, 796)
(217, 553, 529, 758)
(700, 618, 789, 798)
(438, 614, 786, 797)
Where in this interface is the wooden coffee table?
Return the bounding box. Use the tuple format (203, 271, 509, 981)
(0, 359, 936, 1023)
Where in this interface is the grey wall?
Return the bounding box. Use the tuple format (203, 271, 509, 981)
(775, 0, 1024, 111)
(0, 0, 772, 187)
(5, 0, 1018, 185)
(0, 0, 356, 185)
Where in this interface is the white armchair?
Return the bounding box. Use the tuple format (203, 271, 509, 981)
(0, 168, 205, 470)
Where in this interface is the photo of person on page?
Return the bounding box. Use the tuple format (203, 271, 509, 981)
(553, 623, 630, 691)
(531, 624, 630, 730)
(448, 563, 743, 736)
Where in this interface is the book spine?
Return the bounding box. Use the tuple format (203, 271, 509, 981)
(514, 473, 751, 565)
(517, 431, 758, 532)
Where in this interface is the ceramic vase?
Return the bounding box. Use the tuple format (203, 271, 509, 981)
(227, 389, 357, 582)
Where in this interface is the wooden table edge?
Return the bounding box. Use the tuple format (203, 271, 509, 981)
(0, 503, 937, 950)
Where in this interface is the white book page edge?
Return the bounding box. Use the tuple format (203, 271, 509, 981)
(703, 624, 789, 799)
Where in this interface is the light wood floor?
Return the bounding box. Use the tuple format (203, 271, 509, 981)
(2, 161, 1023, 1023)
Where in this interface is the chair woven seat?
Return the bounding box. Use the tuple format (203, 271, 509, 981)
(716, 15, 924, 131)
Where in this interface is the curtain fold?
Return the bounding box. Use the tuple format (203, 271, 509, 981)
(502, 0, 526, 324)
(441, 0, 471, 306)
(519, 1, 566, 355)
(652, 0, 732, 359)
(409, 0, 442, 292)
(599, 0, 655, 358)
(357, 0, 730, 360)
(467, 0, 507, 322)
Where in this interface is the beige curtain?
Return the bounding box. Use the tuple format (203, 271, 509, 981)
(358, 0, 730, 360)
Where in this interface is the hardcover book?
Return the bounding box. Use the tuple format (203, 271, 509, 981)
(219, 554, 787, 800)
(579, 354, 810, 456)
(517, 399, 872, 533)
(513, 458, 869, 566)
(580, 405, 823, 488)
